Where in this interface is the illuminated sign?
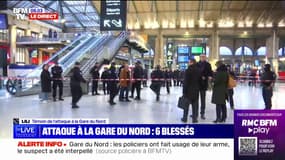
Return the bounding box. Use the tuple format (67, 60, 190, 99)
(100, 0, 127, 31)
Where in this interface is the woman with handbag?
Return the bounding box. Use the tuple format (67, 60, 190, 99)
(212, 61, 228, 123)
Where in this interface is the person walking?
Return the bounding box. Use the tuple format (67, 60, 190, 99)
(164, 68, 171, 94)
(212, 61, 228, 123)
(197, 54, 213, 120)
(181, 59, 202, 123)
(51, 61, 64, 101)
(70, 62, 87, 108)
(40, 64, 52, 103)
(261, 64, 276, 110)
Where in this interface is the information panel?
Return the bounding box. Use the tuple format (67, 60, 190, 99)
(100, 0, 127, 31)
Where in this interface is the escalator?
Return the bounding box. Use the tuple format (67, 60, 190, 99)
(6, 33, 99, 96)
(81, 31, 129, 78)
(6, 32, 129, 97)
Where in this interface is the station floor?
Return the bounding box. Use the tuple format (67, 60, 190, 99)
(0, 82, 285, 138)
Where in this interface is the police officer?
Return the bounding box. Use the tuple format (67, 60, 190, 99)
(108, 62, 119, 105)
(51, 61, 64, 101)
(70, 62, 87, 108)
(90, 62, 100, 95)
(261, 64, 276, 110)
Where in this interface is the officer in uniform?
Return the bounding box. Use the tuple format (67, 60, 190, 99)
(90, 62, 100, 95)
(261, 64, 276, 110)
(51, 61, 64, 101)
(70, 62, 87, 108)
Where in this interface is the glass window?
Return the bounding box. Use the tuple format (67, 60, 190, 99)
(16, 28, 25, 37)
(206, 46, 210, 57)
(235, 46, 253, 56)
(279, 48, 284, 56)
(0, 29, 8, 41)
(219, 46, 232, 55)
(15, 48, 26, 63)
(31, 32, 39, 38)
(257, 46, 266, 56)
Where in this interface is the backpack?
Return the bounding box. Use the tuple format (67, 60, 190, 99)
(228, 74, 237, 89)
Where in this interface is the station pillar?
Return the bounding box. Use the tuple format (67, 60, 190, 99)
(154, 30, 164, 67)
(266, 28, 279, 74)
(209, 29, 220, 69)
(9, 25, 17, 64)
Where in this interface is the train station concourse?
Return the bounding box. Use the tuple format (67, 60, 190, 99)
(0, 1, 285, 138)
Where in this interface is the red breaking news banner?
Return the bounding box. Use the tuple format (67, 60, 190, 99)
(28, 13, 58, 20)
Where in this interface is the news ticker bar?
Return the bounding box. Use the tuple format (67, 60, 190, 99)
(13, 124, 233, 139)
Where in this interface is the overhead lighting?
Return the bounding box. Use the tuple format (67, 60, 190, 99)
(61, 19, 66, 23)
(66, 40, 71, 43)
(266, 23, 273, 27)
(245, 21, 253, 27)
(127, 23, 133, 30)
(47, 47, 54, 50)
(152, 20, 160, 29)
(278, 20, 285, 27)
(206, 22, 213, 28)
(243, 31, 248, 35)
(199, 19, 206, 28)
(134, 21, 140, 29)
(169, 21, 175, 28)
(188, 20, 194, 28)
(180, 19, 187, 28)
(185, 31, 189, 35)
(218, 19, 234, 28)
(162, 20, 168, 29)
(238, 22, 244, 28)
(257, 23, 265, 28)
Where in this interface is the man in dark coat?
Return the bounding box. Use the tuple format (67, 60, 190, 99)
(131, 61, 144, 100)
(164, 68, 172, 94)
(70, 62, 87, 108)
(182, 59, 202, 123)
(90, 62, 100, 95)
(197, 54, 213, 120)
(261, 64, 276, 109)
(108, 62, 119, 105)
(101, 67, 110, 95)
(150, 65, 164, 101)
(40, 64, 52, 103)
(211, 61, 228, 123)
(51, 61, 64, 101)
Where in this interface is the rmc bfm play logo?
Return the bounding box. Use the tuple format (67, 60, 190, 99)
(242, 119, 277, 135)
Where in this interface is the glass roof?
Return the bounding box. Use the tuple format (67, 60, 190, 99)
(7, 0, 100, 29)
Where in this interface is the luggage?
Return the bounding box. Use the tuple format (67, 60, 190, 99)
(177, 96, 189, 110)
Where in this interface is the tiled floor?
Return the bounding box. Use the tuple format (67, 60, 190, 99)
(0, 82, 284, 138)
